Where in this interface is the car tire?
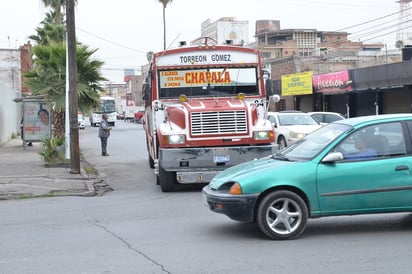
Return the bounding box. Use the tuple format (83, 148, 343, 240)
(277, 136, 287, 150)
(158, 164, 176, 192)
(257, 190, 308, 240)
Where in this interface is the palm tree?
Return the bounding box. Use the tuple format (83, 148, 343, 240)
(146, 51, 154, 63)
(28, 16, 65, 46)
(41, 0, 77, 24)
(28, 0, 102, 138)
(158, 0, 173, 50)
(24, 43, 105, 137)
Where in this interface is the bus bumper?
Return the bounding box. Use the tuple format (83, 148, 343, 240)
(158, 144, 277, 184)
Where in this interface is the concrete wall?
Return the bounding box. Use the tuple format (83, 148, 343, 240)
(0, 49, 21, 92)
(0, 49, 23, 146)
(0, 83, 21, 145)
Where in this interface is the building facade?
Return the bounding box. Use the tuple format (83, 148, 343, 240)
(251, 20, 407, 116)
(0, 43, 32, 145)
(197, 17, 249, 45)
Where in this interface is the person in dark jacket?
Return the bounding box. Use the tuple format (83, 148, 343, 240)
(20, 117, 32, 146)
(98, 114, 112, 156)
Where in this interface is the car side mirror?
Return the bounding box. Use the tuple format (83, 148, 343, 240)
(322, 152, 344, 163)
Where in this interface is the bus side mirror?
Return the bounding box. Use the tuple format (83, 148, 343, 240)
(142, 83, 150, 101)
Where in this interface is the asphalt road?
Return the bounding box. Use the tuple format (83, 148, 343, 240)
(1, 120, 412, 274)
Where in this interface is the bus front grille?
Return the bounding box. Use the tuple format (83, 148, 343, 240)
(191, 110, 247, 135)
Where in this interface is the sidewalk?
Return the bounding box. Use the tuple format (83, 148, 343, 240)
(0, 138, 102, 200)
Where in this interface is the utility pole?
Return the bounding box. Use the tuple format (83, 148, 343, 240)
(66, 0, 80, 173)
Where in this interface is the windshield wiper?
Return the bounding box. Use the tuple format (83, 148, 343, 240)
(272, 152, 291, 161)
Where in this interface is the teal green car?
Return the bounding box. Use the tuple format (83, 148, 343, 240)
(202, 114, 412, 240)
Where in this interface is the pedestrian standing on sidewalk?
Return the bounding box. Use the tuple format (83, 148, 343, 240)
(20, 117, 32, 147)
(99, 114, 112, 156)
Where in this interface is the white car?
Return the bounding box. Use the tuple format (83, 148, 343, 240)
(308, 111, 345, 125)
(78, 118, 85, 130)
(267, 111, 322, 149)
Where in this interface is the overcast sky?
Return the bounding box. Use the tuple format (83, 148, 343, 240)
(0, 0, 401, 83)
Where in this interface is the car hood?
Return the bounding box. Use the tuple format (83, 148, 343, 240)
(209, 156, 293, 189)
(282, 124, 321, 133)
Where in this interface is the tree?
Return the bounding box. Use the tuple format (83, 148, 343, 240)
(40, 0, 77, 25)
(146, 51, 154, 63)
(28, 13, 65, 46)
(396, 40, 404, 50)
(24, 43, 105, 138)
(27, 0, 104, 139)
(158, 0, 173, 50)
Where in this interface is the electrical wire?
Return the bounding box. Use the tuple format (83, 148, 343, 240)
(77, 26, 147, 55)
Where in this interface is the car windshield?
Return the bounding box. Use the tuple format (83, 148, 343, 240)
(277, 123, 351, 160)
(278, 114, 319, 126)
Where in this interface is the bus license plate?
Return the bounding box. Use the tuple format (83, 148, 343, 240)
(213, 155, 229, 163)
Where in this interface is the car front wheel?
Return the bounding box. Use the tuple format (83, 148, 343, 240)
(257, 190, 308, 240)
(277, 136, 287, 149)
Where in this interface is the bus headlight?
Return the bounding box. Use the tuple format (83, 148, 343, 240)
(168, 134, 185, 144)
(254, 131, 271, 140)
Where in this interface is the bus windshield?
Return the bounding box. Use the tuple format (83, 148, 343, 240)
(158, 67, 259, 99)
(95, 99, 116, 113)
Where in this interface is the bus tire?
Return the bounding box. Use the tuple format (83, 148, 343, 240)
(158, 164, 176, 192)
(148, 154, 155, 169)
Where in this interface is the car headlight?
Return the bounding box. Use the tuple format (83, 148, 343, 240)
(289, 131, 305, 139)
(254, 131, 272, 140)
(229, 182, 242, 195)
(168, 134, 185, 144)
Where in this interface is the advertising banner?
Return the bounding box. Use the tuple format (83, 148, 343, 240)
(281, 71, 313, 96)
(312, 70, 353, 93)
(23, 101, 51, 141)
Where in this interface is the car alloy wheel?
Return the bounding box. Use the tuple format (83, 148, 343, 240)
(257, 190, 308, 240)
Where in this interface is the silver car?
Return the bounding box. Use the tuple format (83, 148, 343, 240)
(308, 111, 345, 125)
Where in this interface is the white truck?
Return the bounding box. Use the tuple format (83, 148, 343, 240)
(124, 106, 139, 122)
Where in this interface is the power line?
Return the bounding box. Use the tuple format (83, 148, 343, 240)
(336, 6, 412, 32)
(363, 23, 412, 42)
(77, 27, 147, 55)
(349, 17, 412, 41)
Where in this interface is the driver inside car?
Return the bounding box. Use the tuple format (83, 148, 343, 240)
(336, 131, 377, 160)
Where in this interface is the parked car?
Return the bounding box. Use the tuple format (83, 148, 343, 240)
(308, 111, 345, 125)
(203, 114, 412, 240)
(77, 113, 86, 130)
(78, 118, 85, 130)
(267, 111, 322, 149)
(116, 112, 125, 120)
(134, 110, 145, 123)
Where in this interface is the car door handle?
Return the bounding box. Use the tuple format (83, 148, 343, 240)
(395, 165, 409, 171)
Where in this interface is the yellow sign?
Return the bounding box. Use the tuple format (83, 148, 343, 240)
(281, 71, 313, 96)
